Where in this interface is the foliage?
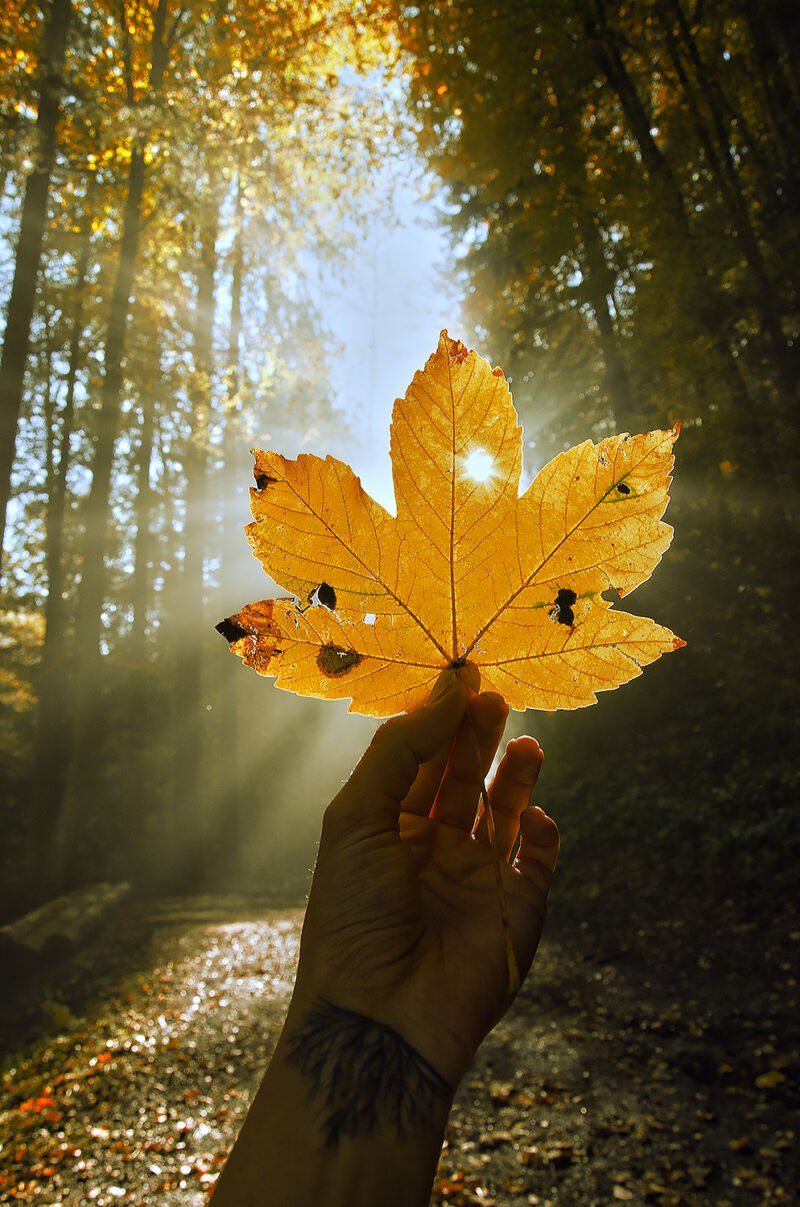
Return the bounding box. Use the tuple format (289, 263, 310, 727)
(392, 0, 799, 473)
(0, 608, 42, 771)
(0, 0, 402, 903)
(1, 0, 798, 905)
(220, 331, 681, 715)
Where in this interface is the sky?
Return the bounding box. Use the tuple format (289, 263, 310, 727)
(310, 168, 463, 512)
(220, 158, 465, 612)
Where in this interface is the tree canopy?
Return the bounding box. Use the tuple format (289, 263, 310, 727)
(0, 0, 797, 914)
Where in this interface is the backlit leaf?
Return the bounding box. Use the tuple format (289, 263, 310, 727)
(218, 332, 683, 715)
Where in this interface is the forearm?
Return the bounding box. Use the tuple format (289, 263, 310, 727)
(212, 997, 454, 1207)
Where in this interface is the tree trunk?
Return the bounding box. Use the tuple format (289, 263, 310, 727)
(583, 0, 786, 448)
(553, 83, 634, 427)
(172, 195, 219, 888)
(662, 0, 797, 409)
(31, 221, 92, 856)
(72, 0, 169, 673)
(51, 0, 170, 887)
(216, 172, 246, 876)
(0, 0, 71, 574)
(742, 0, 800, 184)
(576, 209, 633, 428)
(130, 378, 157, 657)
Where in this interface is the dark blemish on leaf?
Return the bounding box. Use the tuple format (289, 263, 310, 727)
(602, 587, 623, 605)
(216, 617, 248, 643)
(316, 582, 337, 610)
(254, 470, 277, 490)
(550, 588, 577, 626)
(317, 644, 362, 677)
(492, 366, 504, 378)
(451, 339, 469, 364)
(616, 482, 631, 495)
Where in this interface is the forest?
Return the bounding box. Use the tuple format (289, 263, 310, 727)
(1, 1, 798, 1203)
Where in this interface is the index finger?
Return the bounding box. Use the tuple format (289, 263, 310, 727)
(325, 669, 472, 837)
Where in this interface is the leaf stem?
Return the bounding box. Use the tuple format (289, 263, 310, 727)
(466, 721, 520, 998)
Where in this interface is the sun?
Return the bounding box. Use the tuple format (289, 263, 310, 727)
(462, 447, 496, 483)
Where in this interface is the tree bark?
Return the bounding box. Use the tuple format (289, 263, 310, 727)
(30, 220, 92, 853)
(130, 376, 157, 657)
(216, 171, 246, 874)
(172, 192, 219, 888)
(51, 0, 170, 887)
(662, 0, 797, 406)
(0, 0, 71, 574)
(71, 0, 169, 673)
(582, 0, 789, 447)
(575, 208, 634, 428)
(552, 82, 634, 427)
(741, 0, 800, 184)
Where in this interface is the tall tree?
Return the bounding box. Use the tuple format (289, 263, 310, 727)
(29, 208, 92, 838)
(173, 186, 219, 886)
(70, 0, 170, 676)
(0, 0, 71, 574)
(1, 0, 400, 898)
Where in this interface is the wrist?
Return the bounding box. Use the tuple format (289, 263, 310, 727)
(283, 996, 454, 1144)
(288, 968, 479, 1092)
(213, 997, 454, 1207)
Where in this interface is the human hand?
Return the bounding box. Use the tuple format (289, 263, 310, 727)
(211, 671, 559, 1206)
(288, 669, 560, 1090)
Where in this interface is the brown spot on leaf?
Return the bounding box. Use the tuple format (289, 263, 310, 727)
(450, 339, 469, 364)
(317, 644, 362, 677)
(617, 482, 631, 495)
(216, 617, 248, 643)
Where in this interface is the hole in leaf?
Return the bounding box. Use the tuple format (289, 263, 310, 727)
(364, 612, 376, 625)
(315, 582, 337, 610)
(550, 588, 577, 626)
(253, 470, 277, 490)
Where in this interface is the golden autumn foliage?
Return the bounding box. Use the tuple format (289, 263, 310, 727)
(218, 333, 683, 716)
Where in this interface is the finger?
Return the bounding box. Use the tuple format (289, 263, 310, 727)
(429, 692, 508, 830)
(326, 668, 472, 835)
(401, 744, 452, 817)
(515, 806, 560, 893)
(474, 736, 543, 858)
(406, 691, 506, 821)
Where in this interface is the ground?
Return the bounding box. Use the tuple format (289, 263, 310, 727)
(0, 875, 797, 1206)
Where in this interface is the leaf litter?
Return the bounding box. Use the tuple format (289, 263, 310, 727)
(1, 883, 797, 1205)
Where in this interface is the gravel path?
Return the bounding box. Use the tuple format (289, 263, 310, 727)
(1, 895, 797, 1205)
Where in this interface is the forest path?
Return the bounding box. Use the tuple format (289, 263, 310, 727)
(0, 894, 797, 1205)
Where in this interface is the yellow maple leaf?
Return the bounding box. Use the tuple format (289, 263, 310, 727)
(217, 332, 684, 716)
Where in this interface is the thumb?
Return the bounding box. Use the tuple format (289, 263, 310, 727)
(327, 670, 472, 835)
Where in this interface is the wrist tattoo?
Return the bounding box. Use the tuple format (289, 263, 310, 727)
(287, 998, 451, 1146)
